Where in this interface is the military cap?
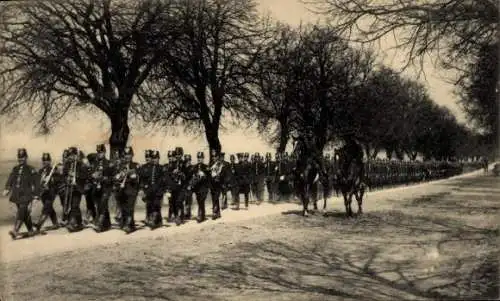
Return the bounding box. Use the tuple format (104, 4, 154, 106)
(151, 150, 160, 159)
(42, 152, 51, 161)
(145, 149, 152, 158)
(167, 150, 173, 157)
(96, 144, 106, 153)
(175, 147, 184, 156)
(197, 151, 204, 159)
(237, 153, 243, 158)
(123, 146, 134, 156)
(255, 152, 260, 157)
(250, 154, 255, 161)
(68, 147, 78, 155)
(266, 152, 272, 159)
(230, 154, 236, 160)
(62, 149, 69, 158)
(220, 152, 225, 157)
(185, 154, 192, 161)
(244, 152, 249, 158)
(16, 148, 27, 159)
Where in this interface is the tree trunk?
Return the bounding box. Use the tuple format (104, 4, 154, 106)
(205, 125, 222, 163)
(109, 110, 130, 159)
(276, 119, 289, 154)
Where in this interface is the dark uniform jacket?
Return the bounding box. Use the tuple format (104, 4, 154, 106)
(90, 158, 116, 190)
(4, 163, 39, 204)
(114, 161, 140, 195)
(139, 162, 166, 197)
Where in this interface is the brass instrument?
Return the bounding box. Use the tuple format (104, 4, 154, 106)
(210, 161, 223, 180)
(40, 164, 58, 190)
(119, 164, 130, 189)
(188, 165, 205, 190)
(63, 155, 78, 216)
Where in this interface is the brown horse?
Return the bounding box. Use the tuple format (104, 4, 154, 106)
(334, 148, 366, 217)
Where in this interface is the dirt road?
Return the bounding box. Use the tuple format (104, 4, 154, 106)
(0, 168, 498, 301)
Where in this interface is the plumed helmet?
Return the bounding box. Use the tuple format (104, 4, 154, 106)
(151, 150, 160, 159)
(175, 147, 184, 156)
(68, 147, 78, 155)
(96, 144, 106, 153)
(123, 146, 134, 156)
(17, 148, 28, 159)
(42, 152, 51, 161)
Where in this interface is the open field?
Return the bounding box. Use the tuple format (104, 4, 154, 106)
(0, 165, 498, 301)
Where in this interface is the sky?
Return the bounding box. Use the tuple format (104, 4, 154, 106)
(0, 0, 464, 162)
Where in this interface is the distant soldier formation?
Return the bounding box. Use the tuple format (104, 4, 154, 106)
(3, 143, 479, 240)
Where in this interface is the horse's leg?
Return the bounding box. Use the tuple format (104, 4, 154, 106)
(342, 190, 350, 217)
(302, 184, 309, 217)
(355, 190, 363, 215)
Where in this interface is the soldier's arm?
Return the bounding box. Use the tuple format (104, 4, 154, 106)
(4, 167, 16, 191)
(30, 167, 40, 198)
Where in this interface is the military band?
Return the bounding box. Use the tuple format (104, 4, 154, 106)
(2, 143, 473, 240)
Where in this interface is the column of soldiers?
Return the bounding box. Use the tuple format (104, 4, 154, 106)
(3, 145, 469, 239)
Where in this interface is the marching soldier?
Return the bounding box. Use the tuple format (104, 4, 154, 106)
(113, 147, 141, 233)
(89, 144, 116, 232)
(235, 153, 252, 209)
(110, 149, 123, 224)
(145, 150, 152, 164)
(83, 152, 98, 225)
(226, 154, 239, 208)
(3, 148, 40, 239)
(62, 147, 89, 232)
(209, 152, 224, 219)
(218, 152, 230, 209)
(274, 152, 291, 201)
(189, 152, 209, 222)
(140, 150, 165, 229)
(183, 154, 194, 220)
(251, 153, 266, 204)
(167, 147, 187, 225)
(163, 150, 175, 221)
(55, 149, 69, 225)
(264, 152, 276, 202)
(34, 153, 59, 232)
(140, 149, 153, 222)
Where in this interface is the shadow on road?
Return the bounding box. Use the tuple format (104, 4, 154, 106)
(36, 208, 499, 301)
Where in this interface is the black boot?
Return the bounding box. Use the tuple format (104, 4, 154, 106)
(9, 219, 22, 240)
(35, 214, 48, 232)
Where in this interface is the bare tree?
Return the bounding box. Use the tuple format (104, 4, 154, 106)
(301, 0, 498, 72)
(135, 0, 272, 159)
(0, 0, 178, 154)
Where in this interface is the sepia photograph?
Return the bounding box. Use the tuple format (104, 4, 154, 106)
(0, 0, 498, 300)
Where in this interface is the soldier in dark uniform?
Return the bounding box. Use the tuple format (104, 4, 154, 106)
(140, 150, 165, 229)
(62, 147, 89, 232)
(218, 152, 230, 209)
(110, 149, 123, 224)
(83, 152, 98, 225)
(145, 150, 152, 165)
(251, 153, 266, 204)
(89, 144, 116, 232)
(183, 154, 194, 220)
(55, 149, 69, 225)
(235, 153, 252, 209)
(226, 154, 239, 208)
(113, 146, 141, 233)
(34, 153, 59, 232)
(264, 152, 276, 202)
(163, 150, 175, 221)
(3, 148, 40, 239)
(190, 152, 209, 222)
(274, 152, 290, 201)
(209, 152, 224, 219)
(167, 147, 187, 225)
